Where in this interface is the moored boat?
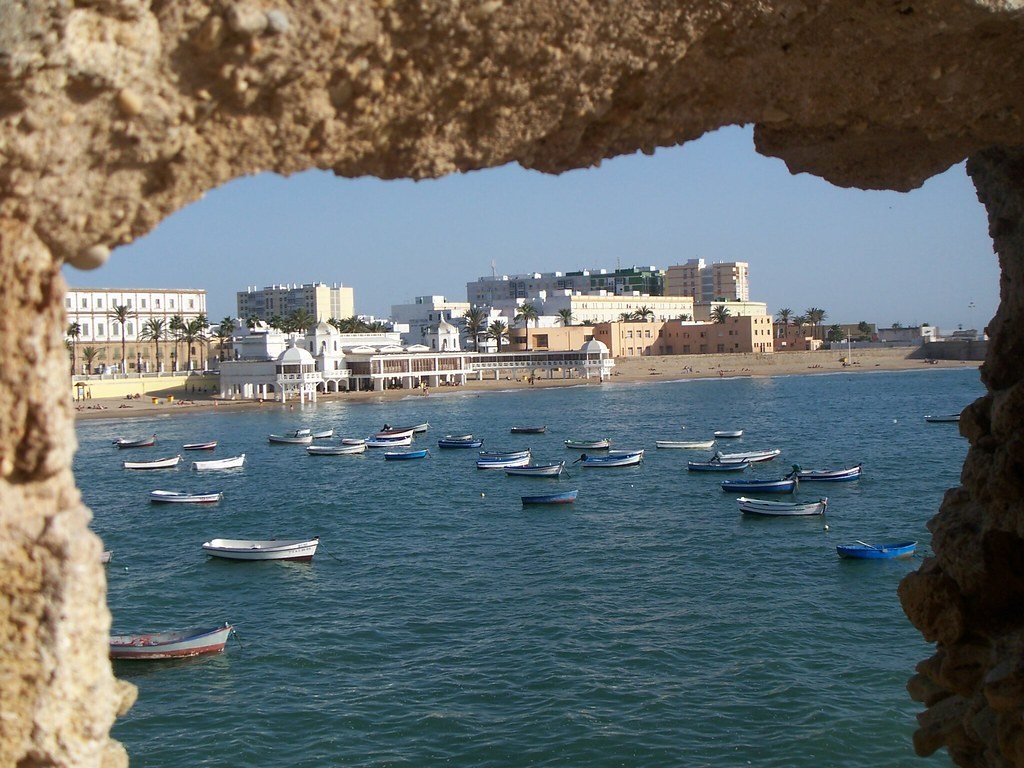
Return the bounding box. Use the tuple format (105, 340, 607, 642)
(201, 537, 320, 561)
(925, 414, 960, 423)
(477, 455, 530, 469)
(114, 434, 156, 449)
(341, 438, 367, 446)
(479, 449, 531, 459)
(438, 436, 483, 449)
(375, 428, 415, 440)
(192, 454, 245, 470)
(791, 464, 862, 482)
(836, 540, 917, 559)
(307, 443, 367, 455)
(384, 449, 429, 460)
(607, 449, 645, 459)
(656, 439, 716, 449)
(123, 455, 181, 470)
(714, 448, 781, 463)
(522, 489, 578, 505)
(564, 438, 611, 450)
(721, 476, 798, 493)
(311, 429, 335, 439)
(101, 550, 112, 564)
(268, 433, 314, 445)
(386, 422, 430, 434)
(576, 452, 642, 468)
(511, 425, 547, 434)
(110, 622, 233, 660)
(687, 460, 749, 472)
(182, 441, 217, 451)
(713, 430, 743, 438)
(366, 435, 413, 448)
(737, 496, 827, 516)
(504, 461, 565, 477)
(150, 490, 223, 504)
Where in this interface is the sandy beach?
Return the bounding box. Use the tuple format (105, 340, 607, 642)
(74, 347, 979, 421)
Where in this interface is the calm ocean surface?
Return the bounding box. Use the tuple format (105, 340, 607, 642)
(76, 368, 980, 767)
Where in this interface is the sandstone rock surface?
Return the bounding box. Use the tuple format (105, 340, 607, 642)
(2, 0, 1024, 765)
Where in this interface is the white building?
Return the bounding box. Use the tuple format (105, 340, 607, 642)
(467, 266, 664, 305)
(665, 259, 750, 302)
(237, 282, 355, 323)
(390, 295, 471, 346)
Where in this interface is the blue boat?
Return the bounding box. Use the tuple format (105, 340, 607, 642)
(522, 489, 578, 505)
(384, 449, 429, 460)
(791, 464, 862, 482)
(688, 460, 749, 472)
(437, 437, 484, 449)
(836, 540, 917, 559)
(721, 477, 798, 493)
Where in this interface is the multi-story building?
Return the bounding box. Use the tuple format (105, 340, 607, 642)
(467, 266, 663, 305)
(390, 295, 471, 346)
(692, 300, 768, 322)
(665, 259, 750, 302)
(591, 315, 774, 357)
(236, 282, 355, 323)
(547, 292, 695, 325)
(64, 287, 207, 373)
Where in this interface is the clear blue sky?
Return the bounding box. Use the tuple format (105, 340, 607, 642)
(64, 125, 999, 332)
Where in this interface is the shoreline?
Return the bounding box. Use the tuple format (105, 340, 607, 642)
(73, 348, 980, 422)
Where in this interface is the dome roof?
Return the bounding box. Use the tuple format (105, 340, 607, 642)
(314, 320, 338, 335)
(276, 344, 315, 365)
(437, 317, 456, 332)
(579, 339, 609, 354)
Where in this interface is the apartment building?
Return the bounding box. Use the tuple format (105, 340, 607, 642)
(467, 266, 663, 305)
(665, 259, 750, 302)
(236, 282, 355, 323)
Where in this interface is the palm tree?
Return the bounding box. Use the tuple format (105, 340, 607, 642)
(328, 317, 345, 333)
(710, 305, 731, 324)
(636, 305, 655, 322)
(181, 318, 207, 371)
(288, 308, 315, 333)
(66, 322, 81, 376)
(776, 308, 792, 326)
(618, 311, 637, 322)
(793, 315, 808, 336)
(139, 318, 167, 372)
(82, 346, 101, 374)
(268, 314, 284, 331)
(557, 308, 573, 327)
(514, 302, 539, 351)
(487, 320, 509, 352)
(805, 307, 827, 337)
(463, 307, 487, 350)
(108, 304, 134, 374)
(246, 314, 261, 330)
(216, 317, 236, 361)
(677, 313, 693, 321)
(366, 320, 389, 332)
(169, 314, 185, 371)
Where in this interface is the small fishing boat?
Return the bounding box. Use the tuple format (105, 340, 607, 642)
(311, 429, 335, 439)
(375, 428, 415, 439)
(192, 454, 245, 470)
(150, 490, 223, 504)
(791, 464, 862, 482)
(114, 434, 156, 449)
(307, 443, 367, 455)
(656, 439, 716, 449)
(714, 448, 782, 464)
(477, 455, 531, 469)
(437, 436, 484, 449)
(110, 622, 233, 660)
(387, 422, 430, 434)
(366, 435, 413, 448)
(511, 425, 547, 434)
(687, 460, 749, 472)
(721, 476, 798, 493)
(479, 449, 531, 460)
(504, 461, 565, 477)
(268, 433, 314, 445)
(737, 496, 828, 516)
(836, 540, 917, 559)
(564, 439, 611, 450)
(202, 537, 320, 561)
(576, 452, 642, 468)
(101, 551, 112, 564)
(123, 455, 181, 470)
(182, 441, 217, 451)
(607, 449, 645, 459)
(341, 438, 367, 446)
(925, 414, 960, 423)
(384, 449, 429, 460)
(522, 489, 578, 505)
(713, 430, 743, 438)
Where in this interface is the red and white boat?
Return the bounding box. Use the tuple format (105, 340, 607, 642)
(123, 455, 181, 470)
(201, 537, 320, 562)
(109, 622, 233, 660)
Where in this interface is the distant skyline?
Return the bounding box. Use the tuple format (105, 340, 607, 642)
(63, 125, 999, 333)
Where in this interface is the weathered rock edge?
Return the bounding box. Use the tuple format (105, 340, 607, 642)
(1, 1, 1024, 766)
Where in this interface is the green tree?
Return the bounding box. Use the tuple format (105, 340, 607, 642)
(805, 307, 827, 336)
(246, 314, 261, 330)
(557, 308, 573, 327)
(636, 305, 655, 322)
(514, 303, 539, 351)
(181, 318, 208, 371)
(139, 318, 168, 372)
(826, 324, 845, 342)
(268, 314, 284, 331)
(891, 321, 904, 329)
(487, 320, 509, 352)
(793, 315, 808, 335)
(618, 311, 637, 322)
(66, 322, 81, 376)
(463, 307, 487, 350)
(288, 308, 315, 333)
(169, 314, 185, 371)
(108, 304, 134, 373)
(82, 346, 102, 374)
(711, 305, 731, 324)
(216, 317, 236, 361)
(776, 308, 792, 325)
(328, 317, 345, 333)
(676, 313, 693, 321)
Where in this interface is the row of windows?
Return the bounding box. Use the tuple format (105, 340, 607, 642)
(66, 296, 195, 310)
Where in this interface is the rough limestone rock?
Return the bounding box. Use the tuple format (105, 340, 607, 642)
(1, 1, 1023, 765)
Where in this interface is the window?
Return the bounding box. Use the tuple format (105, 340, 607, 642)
(65, 298, 71, 308)
(141, 299, 147, 308)
(81, 324, 89, 336)
(155, 299, 161, 308)
(717, 344, 725, 353)
(126, 299, 132, 308)
(96, 299, 103, 308)
(81, 299, 87, 308)
(645, 330, 651, 338)
(170, 300, 175, 308)
(126, 322, 133, 335)
(97, 323, 105, 335)
(112, 323, 119, 335)
(189, 299, 195, 309)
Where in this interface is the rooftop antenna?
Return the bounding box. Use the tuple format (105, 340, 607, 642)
(490, 259, 496, 278)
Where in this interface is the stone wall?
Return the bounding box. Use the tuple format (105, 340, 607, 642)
(2, 1, 1024, 765)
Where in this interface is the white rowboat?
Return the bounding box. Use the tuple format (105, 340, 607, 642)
(713, 430, 743, 438)
(123, 455, 181, 470)
(182, 441, 217, 451)
(476, 456, 531, 469)
(737, 497, 828, 516)
(307, 443, 367, 455)
(311, 429, 335, 439)
(714, 448, 782, 463)
(201, 537, 320, 562)
(150, 490, 223, 504)
(365, 436, 413, 447)
(192, 454, 245, 470)
(656, 440, 716, 449)
(268, 434, 313, 445)
(341, 438, 367, 446)
(504, 462, 565, 477)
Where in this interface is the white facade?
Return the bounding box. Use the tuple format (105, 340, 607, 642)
(692, 300, 768, 321)
(390, 295, 470, 346)
(237, 282, 355, 322)
(665, 259, 750, 302)
(64, 288, 206, 343)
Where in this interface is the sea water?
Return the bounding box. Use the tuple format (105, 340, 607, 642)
(76, 368, 979, 767)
